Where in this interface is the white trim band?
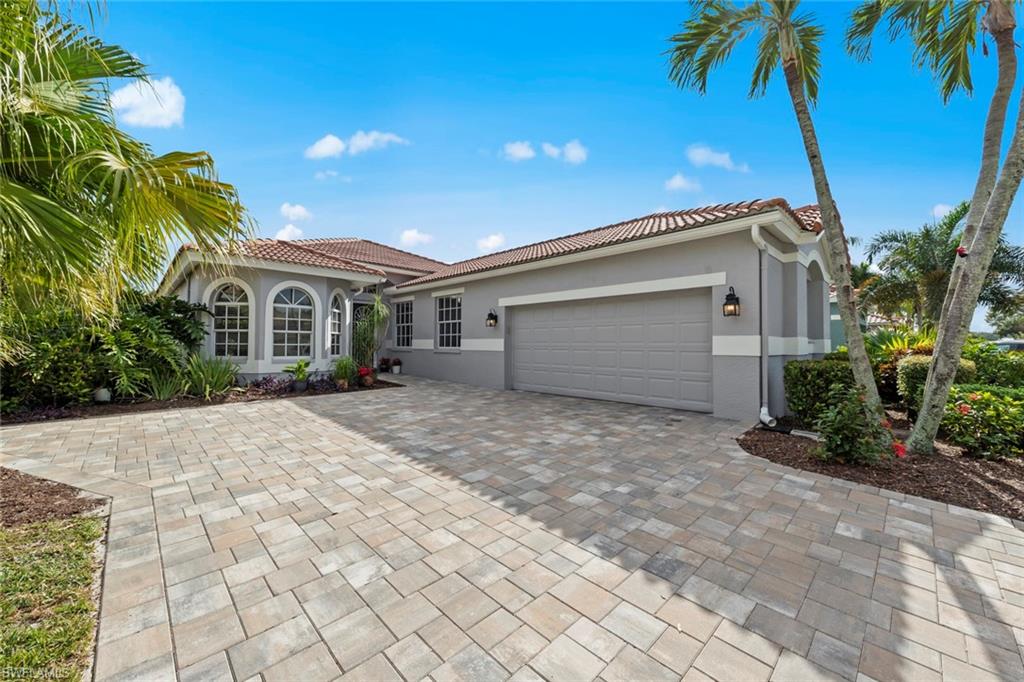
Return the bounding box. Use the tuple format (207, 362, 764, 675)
(461, 338, 504, 352)
(431, 287, 465, 298)
(768, 336, 829, 356)
(411, 339, 434, 350)
(712, 335, 761, 357)
(497, 272, 727, 308)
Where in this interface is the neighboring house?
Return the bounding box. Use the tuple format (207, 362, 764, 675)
(160, 199, 831, 421)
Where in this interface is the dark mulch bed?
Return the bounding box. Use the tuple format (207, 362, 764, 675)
(1, 468, 105, 528)
(737, 427, 1024, 521)
(1, 378, 403, 426)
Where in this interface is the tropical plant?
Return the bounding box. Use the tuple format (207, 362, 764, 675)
(137, 296, 209, 351)
(942, 387, 1024, 459)
(145, 369, 185, 401)
(283, 358, 310, 382)
(0, 1, 248, 364)
(667, 0, 881, 413)
(848, 0, 1024, 452)
(184, 355, 238, 400)
(353, 294, 391, 368)
(865, 202, 1024, 327)
(962, 337, 1024, 387)
(815, 383, 898, 465)
(332, 356, 358, 384)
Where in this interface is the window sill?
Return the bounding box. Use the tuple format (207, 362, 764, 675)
(434, 348, 461, 354)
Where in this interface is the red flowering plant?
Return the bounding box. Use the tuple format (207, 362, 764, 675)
(358, 366, 371, 377)
(941, 387, 1024, 459)
(814, 383, 899, 465)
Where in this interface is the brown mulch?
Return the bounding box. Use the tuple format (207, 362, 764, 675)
(737, 427, 1024, 521)
(1, 468, 105, 528)
(1, 379, 403, 426)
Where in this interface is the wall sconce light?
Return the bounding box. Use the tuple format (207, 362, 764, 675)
(722, 287, 741, 317)
(486, 309, 499, 327)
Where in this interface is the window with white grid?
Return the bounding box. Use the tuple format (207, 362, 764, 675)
(330, 294, 345, 356)
(395, 301, 413, 348)
(212, 283, 249, 358)
(436, 296, 461, 349)
(272, 287, 314, 358)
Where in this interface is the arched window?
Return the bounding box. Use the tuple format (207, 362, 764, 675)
(272, 287, 314, 358)
(330, 294, 345, 356)
(212, 283, 249, 358)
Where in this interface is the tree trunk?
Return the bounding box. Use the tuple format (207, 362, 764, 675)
(781, 61, 882, 410)
(908, 17, 1020, 454)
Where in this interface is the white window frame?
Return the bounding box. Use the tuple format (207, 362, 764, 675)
(211, 283, 250, 359)
(329, 293, 346, 356)
(201, 277, 256, 366)
(395, 300, 413, 348)
(435, 295, 462, 351)
(272, 286, 315, 359)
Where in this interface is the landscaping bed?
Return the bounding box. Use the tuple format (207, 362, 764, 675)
(1, 468, 107, 681)
(1, 377, 403, 426)
(737, 427, 1024, 521)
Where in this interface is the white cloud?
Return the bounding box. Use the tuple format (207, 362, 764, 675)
(540, 140, 588, 164)
(477, 233, 506, 253)
(503, 141, 535, 162)
(305, 134, 346, 159)
(665, 173, 702, 192)
(280, 202, 312, 221)
(314, 170, 352, 182)
(347, 130, 409, 155)
(275, 224, 303, 240)
(563, 139, 588, 165)
(686, 143, 750, 173)
(932, 203, 954, 219)
(110, 76, 185, 128)
(399, 228, 433, 247)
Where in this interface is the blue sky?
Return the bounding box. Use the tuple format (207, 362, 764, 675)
(103, 1, 1022, 329)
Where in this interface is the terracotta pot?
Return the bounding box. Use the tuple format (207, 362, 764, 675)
(361, 375, 374, 387)
(336, 379, 349, 391)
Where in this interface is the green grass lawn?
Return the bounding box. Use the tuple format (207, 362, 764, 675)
(0, 517, 105, 682)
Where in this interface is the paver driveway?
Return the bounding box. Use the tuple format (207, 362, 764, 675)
(2, 377, 1022, 682)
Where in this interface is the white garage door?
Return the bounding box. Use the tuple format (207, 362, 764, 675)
(511, 289, 713, 412)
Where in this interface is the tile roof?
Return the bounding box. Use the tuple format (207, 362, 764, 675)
(294, 238, 447, 273)
(184, 239, 386, 277)
(397, 198, 820, 289)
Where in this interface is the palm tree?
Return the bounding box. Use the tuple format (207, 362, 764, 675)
(866, 201, 1024, 327)
(667, 0, 882, 410)
(0, 1, 249, 361)
(848, 0, 1024, 452)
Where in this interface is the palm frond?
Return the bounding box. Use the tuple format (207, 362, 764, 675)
(667, 0, 765, 95)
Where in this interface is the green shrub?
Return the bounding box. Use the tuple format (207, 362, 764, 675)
(814, 383, 897, 465)
(823, 349, 848, 361)
(962, 339, 1024, 387)
(145, 369, 185, 401)
(896, 355, 976, 412)
(784, 360, 855, 426)
(332, 356, 358, 384)
(941, 386, 1024, 458)
(952, 383, 1024, 402)
(283, 358, 311, 382)
(184, 355, 238, 400)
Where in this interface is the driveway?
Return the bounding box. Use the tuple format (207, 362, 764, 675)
(2, 377, 1022, 682)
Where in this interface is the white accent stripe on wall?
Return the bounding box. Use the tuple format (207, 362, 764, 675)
(712, 335, 761, 356)
(497, 272, 727, 307)
(431, 287, 465, 298)
(411, 339, 433, 349)
(768, 337, 828, 356)
(461, 339, 504, 352)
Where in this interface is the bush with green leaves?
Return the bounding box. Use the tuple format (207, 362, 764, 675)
(897, 355, 976, 413)
(184, 355, 238, 400)
(146, 369, 185, 401)
(332, 356, 358, 384)
(784, 359, 855, 426)
(952, 383, 1024, 402)
(814, 383, 897, 465)
(283, 358, 310, 382)
(961, 338, 1024, 387)
(941, 386, 1024, 459)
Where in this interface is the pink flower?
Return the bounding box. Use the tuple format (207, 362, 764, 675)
(958, 403, 972, 415)
(968, 393, 980, 402)
(892, 442, 907, 458)
(956, 246, 968, 257)
(880, 418, 892, 429)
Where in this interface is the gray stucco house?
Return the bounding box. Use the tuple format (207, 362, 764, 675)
(160, 199, 831, 422)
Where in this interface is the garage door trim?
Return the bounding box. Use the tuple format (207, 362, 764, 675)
(498, 272, 726, 308)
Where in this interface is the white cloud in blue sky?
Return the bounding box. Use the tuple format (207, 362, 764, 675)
(542, 140, 588, 165)
(503, 141, 535, 162)
(305, 131, 408, 159)
(932, 203, 954, 219)
(477, 233, 506, 252)
(400, 228, 433, 247)
(665, 173, 701, 192)
(275, 224, 303, 240)
(280, 203, 312, 221)
(305, 134, 345, 159)
(686, 144, 750, 173)
(110, 76, 185, 127)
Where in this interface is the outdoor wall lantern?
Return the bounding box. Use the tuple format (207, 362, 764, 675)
(722, 287, 741, 317)
(486, 309, 499, 327)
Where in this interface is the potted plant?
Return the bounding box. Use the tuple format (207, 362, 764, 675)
(391, 357, 402, 374)
(333, 356, 357, 391)
(358, 366, 375, 387)
(378, 357, 392, 374)
(284, 358, 311, 391)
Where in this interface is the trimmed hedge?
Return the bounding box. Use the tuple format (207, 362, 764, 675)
(784, 359, 855, 427)
(896, 355, 976, 413)
(941, 386, 1024, 458)
(962, 342, 1024, 387)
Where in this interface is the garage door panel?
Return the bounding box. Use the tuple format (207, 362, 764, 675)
(512, 289, 713, 412)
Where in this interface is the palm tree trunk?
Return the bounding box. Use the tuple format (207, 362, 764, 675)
(908, 17, 1019, 454)
(781, 60, 882, 410)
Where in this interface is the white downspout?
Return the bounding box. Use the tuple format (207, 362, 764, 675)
(751, 225, 777, 427)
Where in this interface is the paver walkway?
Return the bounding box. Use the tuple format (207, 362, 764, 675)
(2, 377, 1022, 682)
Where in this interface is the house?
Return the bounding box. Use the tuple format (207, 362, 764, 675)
(160, 199, 831, 421)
